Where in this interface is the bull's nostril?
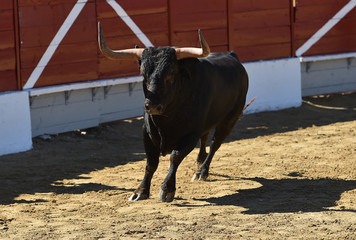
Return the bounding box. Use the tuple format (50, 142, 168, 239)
(156, 105, 163, 112)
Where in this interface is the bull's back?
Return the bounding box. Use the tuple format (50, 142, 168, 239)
(197, 52, 248, 130)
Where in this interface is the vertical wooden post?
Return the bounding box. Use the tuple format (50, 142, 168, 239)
(290, 0, 296, 57)
(227, 0, 231, 51)
(13, 0, 22, 90)
(167, 0, 172, 46)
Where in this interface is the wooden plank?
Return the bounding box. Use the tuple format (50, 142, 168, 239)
(98, 12, 169, 38)
(171, 29, 228, 48)
(18, 0, 95, 7)
(171, 11, 227, 32)
(171, 0, 227, 14)
(0, 48, 16, 71)
(19, 1, 97, 87)
(170, 0, 227, 32)
(20, 40, 97, 68)
(211, 45, 229, 52)
(20, 21, 96, 48)
(0, 0, 13, 10)
(231, 26, 291, 47)
(298, 33, 356, 56)
(231, 8, 290, 29)
(18, 2, 94, 28)
(98, 57, 139, 80)
(22, 60, 98, 88)
(0, 30, 15, 50)
(229, 0, 289, 13)
(100, 31, 169, 50)
(295, 3, 350, 23)
(96, 0, 167, 18)
(0, 70, 17, 92)
(228, 0, 292, 60)
(296, 0, 348, 7)
(233, 43, 291, 62)
(295, 5, 356, 55)
(295, 16, 356, 40)
(0, 9, 14, 31)
(19, 4, 72, 28)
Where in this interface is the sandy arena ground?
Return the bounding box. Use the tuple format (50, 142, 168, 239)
(0, 93, 355, 239)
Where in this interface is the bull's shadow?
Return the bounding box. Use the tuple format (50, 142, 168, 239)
(227, 93, 356, 142)
(0, 120, 144, 205)
(198, 177, 356, 214)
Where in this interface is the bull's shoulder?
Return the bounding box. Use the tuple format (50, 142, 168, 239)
(205, 51, 240, 62)
(178, 51, 245, 80)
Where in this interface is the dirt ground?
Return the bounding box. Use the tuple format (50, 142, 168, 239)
(0, 93, 355, 239)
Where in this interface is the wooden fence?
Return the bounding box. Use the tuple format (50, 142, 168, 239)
(0, 0, 355, 92)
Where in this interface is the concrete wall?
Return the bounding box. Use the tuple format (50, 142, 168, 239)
(0, 91, 32, 156)
(30, 82, 144, 137)
(244, 58, 302, 114)
(301, 55, 356, 96)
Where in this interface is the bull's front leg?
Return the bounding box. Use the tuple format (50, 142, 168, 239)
(129, 127, 160, 201)
(159, 135, 200, 202)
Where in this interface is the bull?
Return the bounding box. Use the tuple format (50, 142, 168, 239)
(98, 22, 249, 202)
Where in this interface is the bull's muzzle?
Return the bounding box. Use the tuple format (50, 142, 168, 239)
(144, 99, 164, 115)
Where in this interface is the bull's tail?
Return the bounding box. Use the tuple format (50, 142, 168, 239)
(243, 97, 256, 111)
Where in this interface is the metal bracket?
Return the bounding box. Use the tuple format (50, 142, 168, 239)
(91, 87, 99, 102)
(347, 57, 353, 69)
(129, 82, 137, 96)
(29, 96, 36, 107)
(305, 62, 312, 73)
(64, 91, 72, 105)
(104, 86, 112, 99)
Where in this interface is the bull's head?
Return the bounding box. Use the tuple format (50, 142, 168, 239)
(98, 22, 210, 115)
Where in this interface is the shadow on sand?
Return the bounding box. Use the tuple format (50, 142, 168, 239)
(0, 93, 355, 205)
(197, 177, 356, 214)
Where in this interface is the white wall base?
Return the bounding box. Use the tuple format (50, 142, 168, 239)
(243, 58, 302, 114)
(301, 54, 356, 96)
(0, 91, 32, 156)
(30, 82, 144, 137)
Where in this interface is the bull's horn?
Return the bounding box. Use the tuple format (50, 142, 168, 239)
(98, 22, 144, 60)
(175, 29, 210, 59)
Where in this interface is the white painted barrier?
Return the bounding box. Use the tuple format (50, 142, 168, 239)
(300, 52, 356, 96)
(0, 57, 304, 156)
(243, 58, 302, 114)
(0, 91, 32, 156)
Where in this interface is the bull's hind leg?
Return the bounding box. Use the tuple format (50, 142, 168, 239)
(191, 133, 209, 181)
(197, 133, 209, 169)
(192, 114, 242, 181)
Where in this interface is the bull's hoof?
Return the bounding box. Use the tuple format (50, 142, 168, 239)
(128, 192, 149, 201)
(191, 172, 208, 182)
(191, 172, 200, 182)
(159, 189, 175, 202)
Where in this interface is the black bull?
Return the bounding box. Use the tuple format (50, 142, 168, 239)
(98, 23, 248, 202)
